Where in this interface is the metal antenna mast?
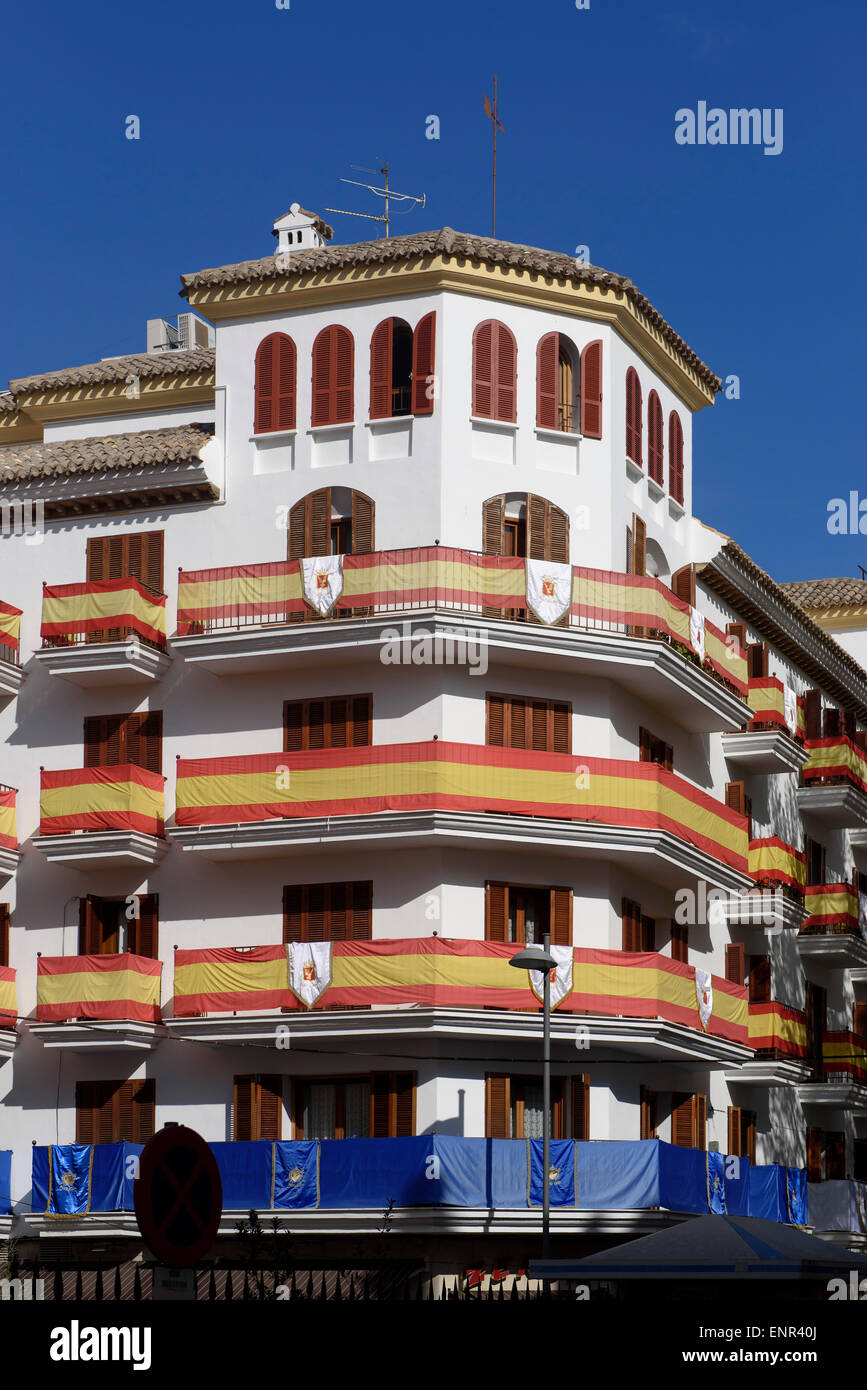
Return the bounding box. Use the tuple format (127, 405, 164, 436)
(326, 162, 426, 239)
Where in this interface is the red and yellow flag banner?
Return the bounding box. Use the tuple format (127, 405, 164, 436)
(748, 836, 806, 891)
(175, 741, 748, 872)
(176, 548, 746, 696)
(40, 764, 165, 837)
(36, 953, 162, 1023)
(802, 737, 867, 794)
(173, 938, 748, 1045)
(41, 577, 166, 647)
(0, 599, 21, 658)
(804, 882, 858, 930)
(748, 1000, 808, 1057)
(0, 786, 17, 853)
(823, 1031, 867, 1085)
(747, 677, 805, 738)
(0, 965, 16, 1023)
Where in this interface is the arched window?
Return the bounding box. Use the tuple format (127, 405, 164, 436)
(254, 332, 296, 434)
(648, 391, 664, 484)
(669, 412, 684, 503)
(369, 312, 436, 419)
(536, 333, 579, 433)
(311, 325, 354, 426)
(473, 320, 517, 422)
(482, 493, 569, 562)
(287, 486, 375, 560)
(626, 368, 642, 465)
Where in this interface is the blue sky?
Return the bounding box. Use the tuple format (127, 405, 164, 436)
(1, 0, 863, 583)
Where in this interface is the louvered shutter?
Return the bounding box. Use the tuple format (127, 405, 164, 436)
(255, 337, 275, 433)
(411, 312, 436, 416)
(626, 368, 642, 464)
(669, 413, 684, 502)
(78, 895, 102, 954)
(284, 700, 304, 751)
(306, 883, 327, 941)
(351, 694, 372, 746)
(349, 881, 372, 939)
(141, 532, 164, 596)
(621, 898, 641, 952)
(548, 502, 569, 565)
(725, 942, 745, 985)
(550, 887, 572, 946)
(726, 623, 747, 660)
(485, 882, 508, 942)
(334, 326, 354, 424)
(726, 781, 746, 817)
(580, 340, 602, 438)
(671, 564, 695, 606)
(486, 1076, 510, 1139)
(393, 1073, 415, 1137)
(495, 323, 517, 422)
(647, 391, 663, 483)
(854, 1002, 867, 1036)
(351, 490, 375, 554)
(803, 690, 822, 740)
(234, 1077, 255, 1142)
(640, 915, 655, 951)
(527, 494, 548, 561)
(312, 326, 353, 426)
(328, 882, 349, 941)
(371, 1074, 391, 1138)
(473, 321, 494, 417)
(693, 1094, 706, 1149)
(552, 702, 570, 753)
(84, 714, 125, 768)
(482, 495, 506, 555)
(310, 489, 331, 556)
(631, 514, 646, 576)
(132, 1079, 155, 1142)
(370, 319, 393, 420)
(133, 894, 158, 959)
(254, 334, 296, 434)
(487, 693, 506, 746)
(287, 498, 307, 560)
(258, 1076, 283, 1140)
(76, 1082, 98, 1143)
(530, 702, 547, 751)
(727, 1106, 742, 1157)
(283, 885, 304, 943)
(671, 1093, 694, 1148)
(670, 921, 688, 963)
(510, 697, 528, 749)
(537, 333, 559, 429)
(125, 711, 162, 773)
(276, 335, 297, 430)
(640, 1086, 657, 1139)
(571, 1076, 589, 1140)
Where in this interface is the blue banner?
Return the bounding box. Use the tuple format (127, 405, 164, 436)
(209, 1140, 272, 1210)
(528, 1139, 576, 1207)
(578, 1139, 660, 1210)
(0, 1149, 12, 1215)
(273, 1142, 320, 1209)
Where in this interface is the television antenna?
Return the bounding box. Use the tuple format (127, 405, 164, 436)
(326, 162, 426, 239)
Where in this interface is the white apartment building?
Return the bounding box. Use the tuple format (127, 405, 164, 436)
(1, 204, 866, 1294)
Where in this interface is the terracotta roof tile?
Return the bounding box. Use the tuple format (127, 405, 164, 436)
(781, 577, 867, 609)
(0, 392, 16, 412)
(0, 423, 214, 483)
(9, 347, 214, 395)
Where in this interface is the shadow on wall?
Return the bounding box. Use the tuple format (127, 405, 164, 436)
(422, 1088, 465, 1137)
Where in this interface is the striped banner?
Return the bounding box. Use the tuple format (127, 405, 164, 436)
(0, 599, 21, 657)
(173, 938, 748, 1045)
(748, 837, 806, 891)
(176, 548, 746, 696)
(802, 737, 867, 794)
(0, 965, 16, 1023)
(36, 953, 162, 1023)
(804, 883, 858, 930)
(748, 1001, 808, 1058)
(823, 1031, 867, 1085)
(42, 577, 166, 647)
(747, 677, 805, 738)
(40, 764, 165, 837)
(174, 741, 748, 872)
(0, 787, 17, 853)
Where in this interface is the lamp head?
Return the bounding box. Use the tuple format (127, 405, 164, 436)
(508, 943, 558, 972)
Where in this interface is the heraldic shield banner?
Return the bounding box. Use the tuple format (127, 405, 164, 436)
(525, 558, 573, 625)
(301, 554, 344, 616)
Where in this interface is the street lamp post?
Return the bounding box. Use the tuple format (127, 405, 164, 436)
(509, 933, 557, 1261)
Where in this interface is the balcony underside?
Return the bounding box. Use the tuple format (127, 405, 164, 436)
(0, 1027, 16, 1062)
(797, 934, 867, 969)
(724, 892, 808, 932)
(797, 783, 867, 829)
(28, 1020, 165, 1052)
(847, 828, 867, 870)
(724, 1059, 812, 1086)
(0, 657, 25, 700)
(32, 641, 171, 687)
(797, 1083, 867, 1112)
(0, 847, 19, 882)
(165, 1006, 752, 1066)
(171, 612, 751, 734)
(168, 809, 751, 893)
(721, 730, 809, 775)
(31, 830, 169, 869)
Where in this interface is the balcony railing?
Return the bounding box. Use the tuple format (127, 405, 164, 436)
(0, 600, 21, 665)
(0, 785, 17, 854)
(172, 937, 748, 1046)
(801, 883, 860, 935)
(802, 736, 867, 794)
(746, 676, 804, 739)
(823, 1031, 867, 1086)
(36, 953, 162, 1023)
(41, 577, 167, 650)
(0, 965, 16, 1024)
(39, 764, 165, 837)
(174, 741, 749, 873)
(748, 1000, 808, 1060)
(176, 547, 748, 699)
(748, 837, 806, 899)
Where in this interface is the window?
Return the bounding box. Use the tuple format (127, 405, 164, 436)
(311, 325, 354, 426)
(625, 367, 642, 465)
(233, 1075, 283, 1141)
(284, 694, 371, 751)
(254, 332, 296, 433)
(854, 1001, 867, 1037)
(825, 1131, 846, 1180)
(536, 333, 579, 433)
(622, 898, 654, 952)
(86, 532, 164, 596)
(79, 894, 158, 957)
(671, 1092, 706, 1149)
(807, 1127, 846, 1181)
(486, 693, 571, 753)
(287, 488, 375, 559)
(485, 882, 572, 946)
(668, 412, 684, 503)
(370, 313, 436, 419)
(671, 921, 689, 964)
(76, 1079, 155, 1143)
(84, 711, 162, 773)
(804, 836, 826, 887)
(293, 1072, 415, 1139)
(472, 320, 517, 422)
(283, 881, 372, 942)
(482, 493, 569, 562)
(0, 903, 8, 968)
(747, 642, 769, 678)
(647, 391, 663, 484)
(805, 982, 826, 1080)
(725, 943, 745, 986)
(803, 690, 822, 740)
(726, 781, 752, 839)
(485, 1075, 588, 1139)
(639, 726, 673, 771)
(748, 955, 771, 1004)
(727, 1107, 757, 1162)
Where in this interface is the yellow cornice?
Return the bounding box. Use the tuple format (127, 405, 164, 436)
(12, 373, 215, 423)
(186, 258, 715, 411)
(0, 412, 42, 443)
(808, 607, 867, 633)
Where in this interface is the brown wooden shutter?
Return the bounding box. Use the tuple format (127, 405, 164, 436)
(312, 325, 354, 426)
(822, 707, 841, 738)
(86, 533, 164, 595)
(671, 1093, 694, 1148)
(132, 894, 158, 959)
(548, 503, 569, 566)
(371, 1073, 391, 1138)
(255, 333, 296, 433)
(572, 1076, 589, 1140)
(748, 955, 771, 1004)
(349, 881, 373, 939)
(487, 693, 506, 746)
(671, 564, 696, 607)
(640, 1086, 657, 1139)
(287, 498, 307, 560)
(747, 643, 768, 678)
(234, 1077, 255, 1142)
(84, 715, 123, 768)
(351, 490, 375, 554)
(526, 495, 570, 565)
(486, 882, 509, 942)
(580, 340, 602, 438)
(393, 1073, 415, 1137)
(725, 942, 745, 985)
(334, 327, 354, 423)
(284, 700, 304, 751)
(284, 696, 372, 751)
(310, 488, 331, 556)
(806, 1126, 823, 1181)
(552, 702, 570, 754)
(125, 711, 162, 773)
(258, 1076, 283, 1140)
(671, 921, 688, 963)
(550, 887, 572, 946)
(283, 885, 304, 943)
(668, 412, 684, 503)
(482, 495, 506, 556)
(825, 1131, 845, 1180)
(640, 915, 655, 951)
(725, 781, 746, 817)
(486, 1075, 510, 1138)
(0, 903, 8, 969)
(853, 1001, 867, 1036)
(495, 322, 517, 422)
(693, 1094, 706, 1150)
(78, 896, 100, 954)
(473, 321, 494, 417)
(803, 690, 822, 740)
(370, 318, 393, 420)
(411, 312, 436, 416)
(726, 623, 747, 659)
(631, 514, 646, 577)
(621, 897, 641, 952)
(132, 1079, 155, 1142)
(626, 368, 642, 464)
(537, 333, 559, 429)
(283, 882, 371, 942)
(647, 391, 663, 482)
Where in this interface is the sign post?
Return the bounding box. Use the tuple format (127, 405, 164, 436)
(134, 1126, 223, 1278)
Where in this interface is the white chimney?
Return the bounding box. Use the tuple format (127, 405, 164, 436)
(273, 203, 333, 255)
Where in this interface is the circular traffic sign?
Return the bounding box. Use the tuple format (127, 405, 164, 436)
(134, 1125, 223, 1267)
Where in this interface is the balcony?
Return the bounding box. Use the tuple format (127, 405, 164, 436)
(28, 952, 163, 1052)
(808, 1180, 867, 1245)
(797, 737, 867, 828)
(32, 577, 171, 686)
(0, 785, 18, 880)
(31, 764, 168, 869)
(798, 1031, 867, 1112)
(0, 600, 24, 700)
(168, 741, 751, 892)
(723, 837, 808, 932)
(0, 965, 16, 1060)
(729, 999, 811, 1085)
(721, 677, 808, 774)
(797, 885, 867, 968)
(171, 548, 751, 734)
(166, 938, 750, 1066)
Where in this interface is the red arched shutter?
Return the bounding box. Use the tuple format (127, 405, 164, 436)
(370, 319, 393, 420)
(312, 325, 354, 426)
(580, 340, 602, 438)
(334, 326, 354, 423)
(669, 412, 684, 503)
(496, 323, 517, 422)
(473, 321, 494, 417)
(411, 312, 436, 415)
(626, 368, 642, 464)
(648, 391, 663, 483)
(536, 333, 559, 429)
(255, 333, 296, 433)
